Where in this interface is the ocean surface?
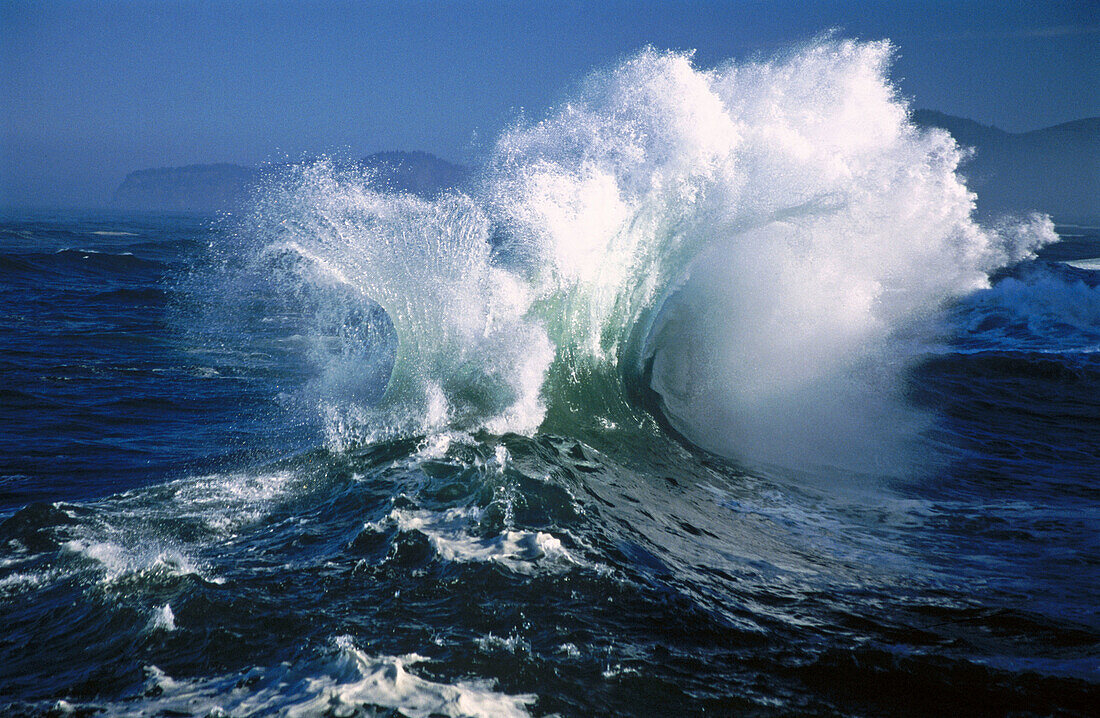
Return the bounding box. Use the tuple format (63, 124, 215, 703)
(2, 43, 1098, 716)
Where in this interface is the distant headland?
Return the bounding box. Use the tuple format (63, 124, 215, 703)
(911, 111, 1099, 224)
(110, 151, 469, 213)
(110, 114, 1098, 222)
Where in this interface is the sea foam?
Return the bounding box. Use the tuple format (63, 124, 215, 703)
(100, 637, 534, 718)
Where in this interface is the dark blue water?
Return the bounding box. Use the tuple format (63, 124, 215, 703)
(0, 212, 305, 508)
(1, 208, 1097, 717)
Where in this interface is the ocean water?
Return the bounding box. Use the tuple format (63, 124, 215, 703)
(1, 42, 1098, 716)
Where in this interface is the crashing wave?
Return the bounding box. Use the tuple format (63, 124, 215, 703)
(209, 39, 1055, 471)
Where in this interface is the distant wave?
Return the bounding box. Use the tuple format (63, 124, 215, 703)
(0, 248, 165, 277)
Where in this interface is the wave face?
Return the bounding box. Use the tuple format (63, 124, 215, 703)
(224, 41, 1053, 470)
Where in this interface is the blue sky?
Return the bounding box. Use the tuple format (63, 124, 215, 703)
(2, 0, 1097, 207)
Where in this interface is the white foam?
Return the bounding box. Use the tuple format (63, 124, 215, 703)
(103, 637, 533, 717)
(557, 642, 581, 658)
(170, 470, 297, 535)
(373, 506, 580, 574)
(145, 604, 177, 633)
(35, 468, 308, 595)
(1063, 257, 1100, 271)
(475, 632, 530, 654)
(61, 539, 201, 582)
(0, 570, 49, 596)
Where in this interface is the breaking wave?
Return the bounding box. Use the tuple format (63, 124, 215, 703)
(202, 39, 1056, 472)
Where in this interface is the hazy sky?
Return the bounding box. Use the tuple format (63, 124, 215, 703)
(2, 0, 1097, 207)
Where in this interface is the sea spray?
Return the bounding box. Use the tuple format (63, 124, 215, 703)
(484, 39, 1055, 470)
(216, 39, 1055, 471)
(241, 162, 553, 447)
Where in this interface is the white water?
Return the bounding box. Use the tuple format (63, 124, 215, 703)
(104, 638, 534, 718)
(248, 166, 553, 447)
(234, 39, 1056, 471)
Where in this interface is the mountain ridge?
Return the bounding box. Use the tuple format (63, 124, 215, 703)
(911, 111, 1099, 223)
(111, 151, 470, 213)
(110, 115, 1099, 221)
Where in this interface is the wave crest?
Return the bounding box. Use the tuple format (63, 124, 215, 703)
(214, 40, 1057, 470)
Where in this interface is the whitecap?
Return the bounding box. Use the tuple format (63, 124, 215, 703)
(102, 636, 533, 718)
(372, 506, 581, 574)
